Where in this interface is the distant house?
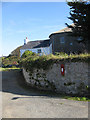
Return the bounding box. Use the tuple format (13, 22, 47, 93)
(49, 26, 86, 54)
(20, 37, 52, 57)
(20, 25, 87, 56)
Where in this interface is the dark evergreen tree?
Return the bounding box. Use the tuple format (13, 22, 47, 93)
(66, 1, 90, 45)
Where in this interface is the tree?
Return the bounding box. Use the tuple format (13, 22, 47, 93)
(66, 1, 90, 44)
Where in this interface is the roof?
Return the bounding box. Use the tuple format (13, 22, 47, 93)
(49, 24, 74, 37)
(21, 39, 51, 50)
(53, 27, 72, 33)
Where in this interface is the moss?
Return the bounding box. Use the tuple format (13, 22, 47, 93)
(46, 85, 49, 88)
(77, 82, 87, 95)
(29, 73, 33, 76)
(42, 73, 46, 77)
(46, 81, 56, 90)
(37, 83, 42, 87)
(44, 79, 49, 83)
(77, 82, 85, 90)
(34, 79, 40, 82)
(36, 73, 41, 78)
(34, 82, 37, 86)
(64, 82, 75, 86)
(85, 85, 90, 92)
(87, 87, 90, 91)
(31, 77, 34, 79)
(29, 77, 32, 79)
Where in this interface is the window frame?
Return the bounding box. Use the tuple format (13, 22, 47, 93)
(70, 42, 73, 46)
(37, 49, 41, 53)
(60, 37, 65, 44)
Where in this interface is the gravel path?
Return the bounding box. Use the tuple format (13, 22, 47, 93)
(2, 70, 88, 118)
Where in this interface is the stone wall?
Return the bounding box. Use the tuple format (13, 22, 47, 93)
(22, 61, 89, 95)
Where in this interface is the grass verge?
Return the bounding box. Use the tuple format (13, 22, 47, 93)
(63, 96, 90, 101)
(0, 67, 21, 71)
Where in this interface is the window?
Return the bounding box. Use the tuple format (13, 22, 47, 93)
(70, 43, 73, 46)
(77, 37, 83, 41)
(60, 37, 65, 44)
(38, 49, 41, 53)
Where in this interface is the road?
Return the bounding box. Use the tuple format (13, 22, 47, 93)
(2, 69, 88, 118)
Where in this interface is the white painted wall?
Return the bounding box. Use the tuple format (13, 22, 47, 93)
(20, 44, 52, 57)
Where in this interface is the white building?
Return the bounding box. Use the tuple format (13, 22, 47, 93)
(20, 37, 52, 57)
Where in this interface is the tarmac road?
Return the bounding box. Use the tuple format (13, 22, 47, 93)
(2, 70, 88, 118)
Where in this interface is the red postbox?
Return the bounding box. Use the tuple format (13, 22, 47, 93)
(61, 64, 65, 75)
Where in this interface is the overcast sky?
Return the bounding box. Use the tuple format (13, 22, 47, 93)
(2, 2, 72, 56)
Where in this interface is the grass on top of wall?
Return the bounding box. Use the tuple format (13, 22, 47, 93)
(20, 51, 90, 72)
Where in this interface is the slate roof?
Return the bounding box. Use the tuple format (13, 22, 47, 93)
(21, 39, 51, 50)
(49, 24, 74, 37)
(53, 27, 72, 33)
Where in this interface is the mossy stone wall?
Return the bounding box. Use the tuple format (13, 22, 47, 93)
(22, 61, 89, 95)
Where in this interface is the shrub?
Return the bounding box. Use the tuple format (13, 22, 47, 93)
(55, 52, 68, 57)
(2, 55, 20, 68)
(21, 50, 36, 58)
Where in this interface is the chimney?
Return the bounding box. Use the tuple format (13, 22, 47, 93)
(24, 37, 29, 45)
